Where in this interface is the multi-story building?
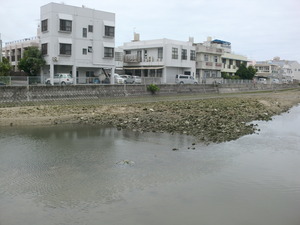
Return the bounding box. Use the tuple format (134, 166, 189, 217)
(194, 37, 248, 83)
(3, 36, 39, 72)
(254, 62, 280, 80)
(194, 38, 224, 84)
(40, 2, 115, 84)
(121, 34, 196, 84)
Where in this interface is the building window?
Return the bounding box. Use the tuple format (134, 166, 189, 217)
(204, 54, 209, 61)
(181, 49, 187, 60)
(82, 28, 87, 38)
(190, 50, 195, 61)
(158, 48, 163, 60)
(82, 48, 87, 55)
(115, 52, 123, 61)
(41, 43, 48, 55)
(59, 43, 72, 55)
(41, 19, 48, 32)
(172, 47, 178, 59)
(60, 19, 72, 32)
(214, 56, 218, 63)
(104, 47, 114, 58)
(104, 26, 115, 37)
(88, 25, 93, 32)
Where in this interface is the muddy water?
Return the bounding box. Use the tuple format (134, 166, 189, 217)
(0, 106, 300, 225)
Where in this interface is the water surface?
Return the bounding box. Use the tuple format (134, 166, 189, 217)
(1, 106, 300, 225)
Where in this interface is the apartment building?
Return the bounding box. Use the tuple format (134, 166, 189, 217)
(254, 62, 280, 80)
(194, 37, 248, 83)
(194, 38, 224, 84)
(40, 2, 115, 84)
(3, 36, 39, 72)
(121, 34, 196, 84)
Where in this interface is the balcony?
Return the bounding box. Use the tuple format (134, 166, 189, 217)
(196, 61, 223, 70)
(124, 54, 141, 63)
(196, 45, 223, 55)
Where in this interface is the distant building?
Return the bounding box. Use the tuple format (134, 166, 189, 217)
(255, 57, 300, 82)
(3, 36, 39, 72)
(254, 63, 280, 80)
(40, 2, 115, 84)
(121, 34, 196, 84)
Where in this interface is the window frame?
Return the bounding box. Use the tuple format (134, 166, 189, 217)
(172, 47, 178, 59)
(88, 25, 93, 32)
(82, 28, 87, 38)
(41, 19, 48, 32)
(41, 43, 48, 55)
(104, 26, 115, 38)
(59, 19, 72, 32)
(181, 49, 187, 60)
(59, 43, 72, 55)
(158, 48, 163, 60)
(190, 50, 196, 61)
(104, 47, 114, 58)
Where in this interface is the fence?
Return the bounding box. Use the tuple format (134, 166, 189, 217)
(0, 84, 219, 107)
(0, 76, 41, 86)
(0, 76, 163, 86)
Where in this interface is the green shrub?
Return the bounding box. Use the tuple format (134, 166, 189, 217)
(147, 84, 160, 94)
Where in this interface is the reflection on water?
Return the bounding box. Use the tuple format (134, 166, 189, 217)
(0, 106, 300, 225)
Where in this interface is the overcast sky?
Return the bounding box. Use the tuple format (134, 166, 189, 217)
(1, 0, 299, 62)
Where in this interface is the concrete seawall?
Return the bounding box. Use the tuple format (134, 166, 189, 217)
(0, 83, 298, 105)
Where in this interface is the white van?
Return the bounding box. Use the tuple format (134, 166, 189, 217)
(175, 74, 198, 84)
(257, 78, 267, 84)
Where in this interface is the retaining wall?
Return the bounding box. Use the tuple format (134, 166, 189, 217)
(0, 83, 298, 105)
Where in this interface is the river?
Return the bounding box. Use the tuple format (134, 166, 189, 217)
(0, 106, 300, 225)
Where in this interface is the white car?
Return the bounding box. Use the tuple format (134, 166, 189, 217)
(126, 75, 142, 84)
(113, 74, 125, 84)
(120, 75, 130, 83)
(175, 74, 198, 84)
(45, 73, 73, 85)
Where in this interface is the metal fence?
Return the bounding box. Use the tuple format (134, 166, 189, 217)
(0, 76, 163, 86)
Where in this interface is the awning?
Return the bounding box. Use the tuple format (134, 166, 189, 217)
(103, 42, 115, 48)
(103, 20, 115, 27)
(58, 38, 72, 44)
(124, 67, 164, 70)
(58, 13, 73, 20)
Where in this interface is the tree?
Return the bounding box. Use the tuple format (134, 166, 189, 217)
(18, 46, 46, 76)
(0, 58, 12, 76)
(235, 63, 257, 80)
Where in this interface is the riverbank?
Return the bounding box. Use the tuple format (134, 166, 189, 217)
(1, 89, 300, 143)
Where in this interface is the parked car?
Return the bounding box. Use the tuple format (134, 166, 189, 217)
(120, 75, 130, 83)
(257, 78, 267, 84)
(126, 75, 142, 84)
(45, 73, 73, 85)
(175, 74, 198, 84)
(0, 82, 6, 86)
(113, 74, 125, 84)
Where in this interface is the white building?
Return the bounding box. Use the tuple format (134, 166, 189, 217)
(255, 57, 300, 83)
(40, 3, 115, 84)
(121, 34, 196, 84)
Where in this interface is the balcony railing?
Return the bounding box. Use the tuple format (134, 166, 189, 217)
(124, 54, 141, 63)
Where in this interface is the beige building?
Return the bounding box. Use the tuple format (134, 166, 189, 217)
(3, 36, 39, 72)
(194, 40, 223, 84)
